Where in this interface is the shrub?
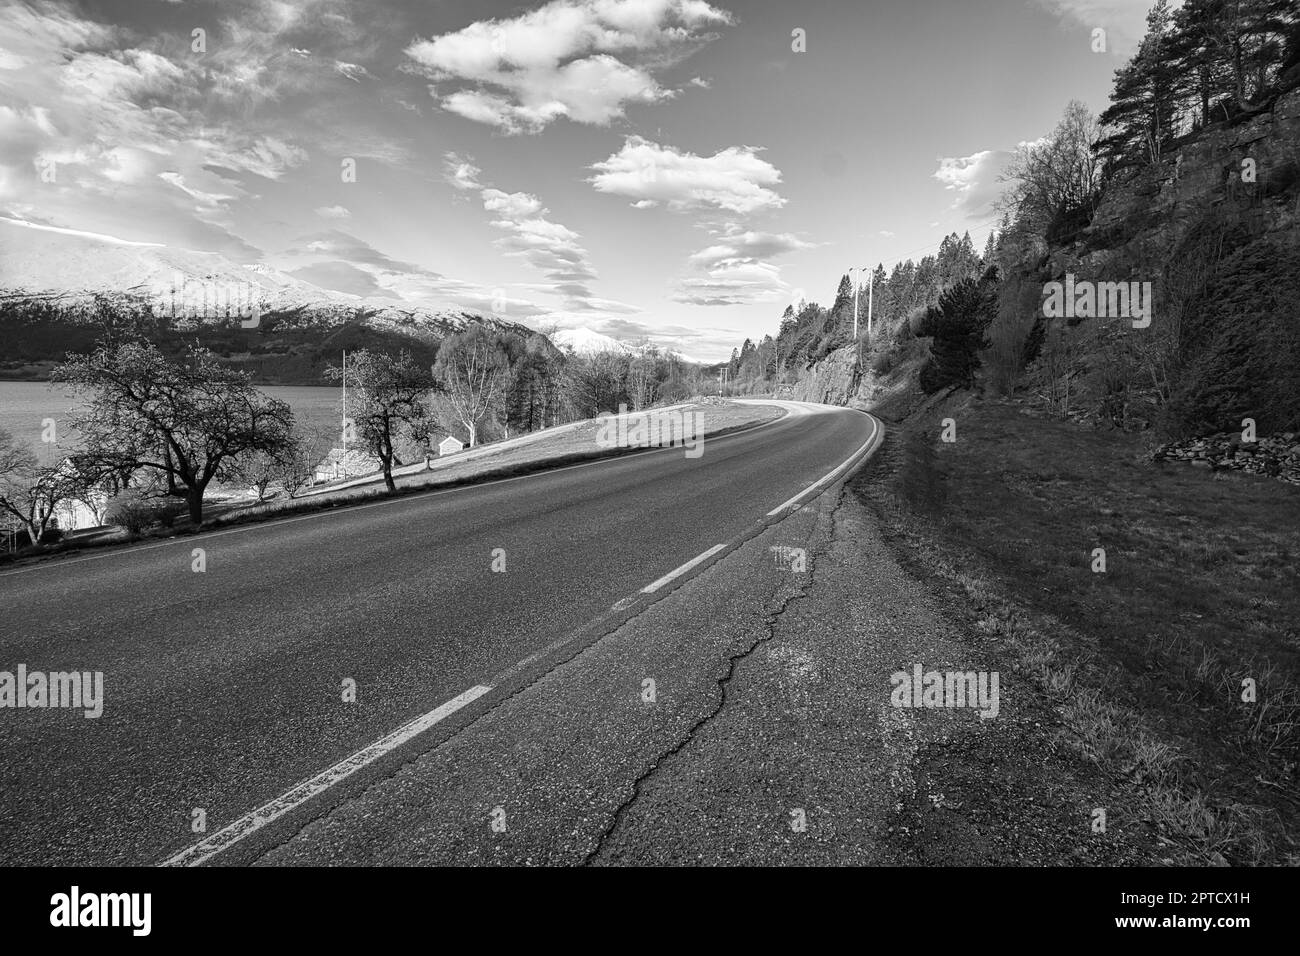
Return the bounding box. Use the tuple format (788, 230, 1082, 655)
(154, 499, 187, 528)
(38, 527, 64, 546)
(982, 269, 1041, 396)
(1165, 238, 1300, 436)
(104, 491, 156, 536)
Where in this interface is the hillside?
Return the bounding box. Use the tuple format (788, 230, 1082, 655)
(714, 7, 1300, 865)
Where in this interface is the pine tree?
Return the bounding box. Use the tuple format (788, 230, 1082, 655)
(1099, 0, 1184, 166)
(916, 269, 1000, 394)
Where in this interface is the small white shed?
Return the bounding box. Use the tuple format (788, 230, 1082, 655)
(438, 435, 465, 456)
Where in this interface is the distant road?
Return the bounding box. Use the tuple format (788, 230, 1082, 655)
(0, 401, 878, 865)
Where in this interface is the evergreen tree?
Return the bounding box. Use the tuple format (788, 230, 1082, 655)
(1099, 0, 1183, 166)
(915, 268, 1000, 394)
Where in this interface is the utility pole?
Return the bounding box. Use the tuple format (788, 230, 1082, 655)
(850, 266, 873, 341)
(867, 270, 874, 340)
(852, 271, 859, 341)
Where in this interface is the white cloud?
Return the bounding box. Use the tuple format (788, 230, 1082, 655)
(1033, 0, 1179, 55)
(589, 136, 785, 215)
(158, 171, 235, 210)
(933, 149, 1012, 219)
(315, 205, 351, 219)
(687, 230, 812, 270)
(673, 260, 789, 307)
(588, 134, 797, 306)
(0, 1, 332, 256)
(406, 0, 732, 133)
(482, 188, 545, 220)
(443, 152, 630, 314)
(677, 227, 810, 307)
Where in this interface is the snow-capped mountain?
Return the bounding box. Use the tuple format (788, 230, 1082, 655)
(0, 216, 499, 338)
(551, 326, 701, 365)
(551, 327, 633, 355)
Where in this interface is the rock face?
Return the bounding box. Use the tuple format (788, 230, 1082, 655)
(791, 347, 861, 405)
(1050, 86, 1300, 283)
(1153, 432, 1300, 484)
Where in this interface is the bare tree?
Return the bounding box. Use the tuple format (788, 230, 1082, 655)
(433, 325, 509, 446)
(52, 342, 294, 526)
(328, 349, 436, 493)
(1040, 324, 1083, 418)
(0, 434, 85, 545)
(274, 423, 330, 499)
(999, 101, 1103, 235)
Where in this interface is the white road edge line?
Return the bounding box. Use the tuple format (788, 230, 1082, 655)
(1, 409, 790, 580)
(160, 684, 493, 867)
(640, 543, 728, 594)
(765, 415, 880, 517)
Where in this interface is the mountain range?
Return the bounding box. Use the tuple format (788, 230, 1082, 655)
(0, 218, 700, 381)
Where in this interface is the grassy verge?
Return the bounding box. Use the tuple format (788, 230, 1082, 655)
(2, 401, 784, 568)
(856, 397, 1300, 865)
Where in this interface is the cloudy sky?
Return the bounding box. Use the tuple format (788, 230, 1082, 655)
(0, 0, 1159, 359)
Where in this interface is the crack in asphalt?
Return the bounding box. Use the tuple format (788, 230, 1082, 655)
(244, 601, 671, 866)
(581, 489, 845, 866)
(244, 536, 774, 866)
(244, 491, 853, 867)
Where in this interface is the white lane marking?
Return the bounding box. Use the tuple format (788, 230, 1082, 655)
(161, 684, 493, 867)
(1, 410, 791, 580)
(640, 543, 728, 594)
(766, 415, 881, 517)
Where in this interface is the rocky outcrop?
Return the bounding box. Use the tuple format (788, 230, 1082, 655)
(1153, 432, 1300, 484)
(791, 347, 861, 405)
(1050, 86, 1300, 282)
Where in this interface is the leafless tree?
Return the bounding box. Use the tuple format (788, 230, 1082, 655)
(433, 325, 509, 447)
(999, 101, 1103, 235)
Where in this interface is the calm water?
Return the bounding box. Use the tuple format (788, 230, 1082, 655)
(0, 381, 344, 459)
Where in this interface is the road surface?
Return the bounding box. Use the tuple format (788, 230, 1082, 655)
(0, 401, 879, 865)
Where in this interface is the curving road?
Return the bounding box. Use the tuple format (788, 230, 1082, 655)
(0, 401, 879, 866)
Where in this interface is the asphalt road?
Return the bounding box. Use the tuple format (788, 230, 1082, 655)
(0, 401, 877, 865)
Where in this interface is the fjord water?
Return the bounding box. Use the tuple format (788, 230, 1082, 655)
(0, 381, 344, 458)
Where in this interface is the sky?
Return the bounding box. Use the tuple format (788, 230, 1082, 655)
(0, 0, 1162, 360)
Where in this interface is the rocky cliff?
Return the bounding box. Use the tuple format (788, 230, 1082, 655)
(1055, 85, 1300, 280)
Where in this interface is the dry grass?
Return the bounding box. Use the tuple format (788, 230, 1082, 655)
(857, 398, 1300, 864)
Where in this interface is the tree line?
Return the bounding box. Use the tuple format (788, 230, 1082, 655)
(0, 324, 711, 548)
(1099, 0, 1299, 171)
(721, 232, 990, 393)
(725, 1, 1300, 420)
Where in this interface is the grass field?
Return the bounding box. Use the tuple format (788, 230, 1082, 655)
(221, 399, 782, 523)
(857, 397, 1300, 865)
